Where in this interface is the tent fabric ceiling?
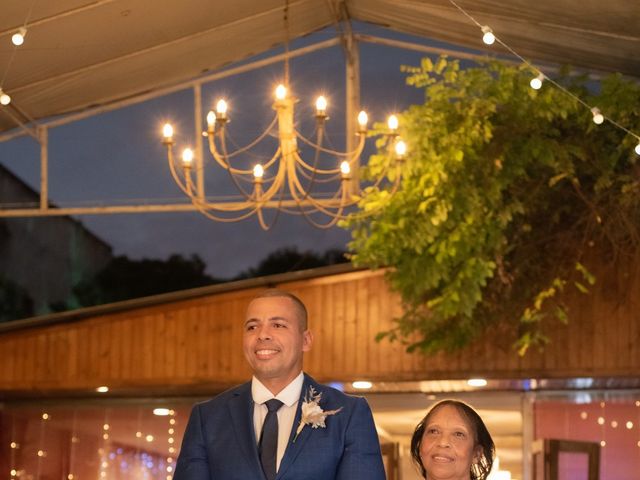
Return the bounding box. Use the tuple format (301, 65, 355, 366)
(0, 0, 638, 135)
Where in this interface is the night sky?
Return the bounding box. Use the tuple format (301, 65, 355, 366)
(0, 24, 448, 278)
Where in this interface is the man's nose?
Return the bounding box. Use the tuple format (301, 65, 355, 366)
(257, 325, 272, 340)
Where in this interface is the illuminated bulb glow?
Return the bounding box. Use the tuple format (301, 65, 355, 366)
(216, 99, 228, 116)
(154, 408, 171, 416)
(611, 420, 618, 428)
(591, 107, 604, 125)
(162, 124, 173, 139)
(387, 114, 399, 131)
(626, 421, 633, 429)
(395, 139, 407, 158)
(0, 90, 11, 106)
(11, 470, 18, 477)
(597, 416, 605, 425)
(530, 73, 544, 90)
(11, 28, 26, 46)
(275, 84, 287, 101)
(206, 111, 215, 128)
(145, 435, 154, 442)
(357, 110, 368, 129)
(103, 424, 109, 430)
(352, 381, 373, 389)
(42, 413, 49, 420)
(253, 164, 264, 179)
(340, 161, 351, 176)
(182, 148, 194, 167)
(467, 378, 488, 387)
(634, 141, 640, 155)
(10, 442, 18, 449)
(481, 26, 495, 45)
(315, 95, 327, 115)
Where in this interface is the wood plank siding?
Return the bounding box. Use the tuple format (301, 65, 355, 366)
(0, 260, 638, 398)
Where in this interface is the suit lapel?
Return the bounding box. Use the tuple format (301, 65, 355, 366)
(275, 375, 316, 479)
(228, 384, 264, 477)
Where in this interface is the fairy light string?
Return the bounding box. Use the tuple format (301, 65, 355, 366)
(447, 0, 640, 152)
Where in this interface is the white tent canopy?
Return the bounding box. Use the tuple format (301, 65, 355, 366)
(0, 0, 638, 135)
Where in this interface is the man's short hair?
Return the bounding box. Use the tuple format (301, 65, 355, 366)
(251, 289, 309, 330)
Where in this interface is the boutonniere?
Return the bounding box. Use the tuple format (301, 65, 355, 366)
(293, 386, 343, 442)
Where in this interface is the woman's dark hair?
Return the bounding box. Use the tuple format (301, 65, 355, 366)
(410, 399, 495, 479)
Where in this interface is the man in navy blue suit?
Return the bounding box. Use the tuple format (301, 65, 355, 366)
(174, 289, 386, 480)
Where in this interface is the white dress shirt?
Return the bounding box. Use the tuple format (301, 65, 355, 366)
(251, 372, 304, 472)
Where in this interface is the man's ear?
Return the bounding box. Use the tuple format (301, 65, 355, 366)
(302, 329, 313, 352)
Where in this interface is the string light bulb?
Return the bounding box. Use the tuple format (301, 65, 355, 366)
(530, 73, 544, 90)
(0, 89, 11, 106)
(591, 107, 604, 125)
(634, 139, 640, 155)
(11, 28, 27, 46)
(481, 26, 495, 45)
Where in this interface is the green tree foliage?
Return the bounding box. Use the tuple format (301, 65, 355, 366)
(344, 57, 640, 355)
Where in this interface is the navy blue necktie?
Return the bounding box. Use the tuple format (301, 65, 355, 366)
(259, 399, 283, 480)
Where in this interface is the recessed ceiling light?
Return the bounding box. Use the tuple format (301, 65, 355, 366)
(467, 378, 488, 387)
(352, 381, 373, 389)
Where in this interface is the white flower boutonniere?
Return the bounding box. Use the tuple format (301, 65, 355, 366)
(293, 386, 343, 442)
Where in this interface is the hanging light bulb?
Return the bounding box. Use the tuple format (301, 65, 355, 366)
(357, 110, 368, 132)
(530, 73, 544, 90)
(315, 95, 327, 116)
(387, 114, 399, 132)
(340, 160, 351, 177)
(162, 123, 174, 141)
(275, 84, 287, 101)
(11, 28, 26, 46)
(591, 107, 604, 125)
(481, 26, 495, 45)
(253, 164, 264, 180)
(181, 148, 194, 168)
(0, 89, 11, 106)
(215, 99, 228, 120)
(395, 139, 407, 159)
(206, 111, 215, 129)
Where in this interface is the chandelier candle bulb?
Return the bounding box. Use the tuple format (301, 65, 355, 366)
(162, 123, 174, 142)
(357, 111, 368, 132)
(253, 164, 264, 181)
(395, 139, 407, 159)
(340, 161, 351, 178)
(315, 96, 327, 117)
(206, 111, 216, 130)
(215, 99, 228, 120)
(387, 114, 399, 132)
(275, 84, 287, 101)
(181, 148, 194, 168)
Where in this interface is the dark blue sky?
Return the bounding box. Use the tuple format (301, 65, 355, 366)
(0, 24, 457, 278)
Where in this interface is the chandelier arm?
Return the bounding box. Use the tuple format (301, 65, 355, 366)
(256, 156, 288, 204)
(166, 144, 199, 198)
(292, 185, 352, 229)
(294, 161, 342, 183)
(294, 129, 366, 159)
(191, 201, 262, 222)
(255, 187, 287, 231)
(207, 132, 252, 175)
(208, 114, 279, 163)
(288, 162, 357, 216)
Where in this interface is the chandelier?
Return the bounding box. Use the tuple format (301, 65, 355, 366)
(160, 4, 406, 230)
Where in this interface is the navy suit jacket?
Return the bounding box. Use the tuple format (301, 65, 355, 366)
(174, 374, 386, 480)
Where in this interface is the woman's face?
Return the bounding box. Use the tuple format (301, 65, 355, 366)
(419, 404, 479, 480)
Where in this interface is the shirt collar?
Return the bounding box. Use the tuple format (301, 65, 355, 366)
(251, 372, 304, 407)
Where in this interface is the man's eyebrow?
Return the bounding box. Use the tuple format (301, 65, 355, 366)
(243, 316, 290, 325)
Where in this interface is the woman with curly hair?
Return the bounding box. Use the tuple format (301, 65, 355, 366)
(411, 399, 495, 480)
